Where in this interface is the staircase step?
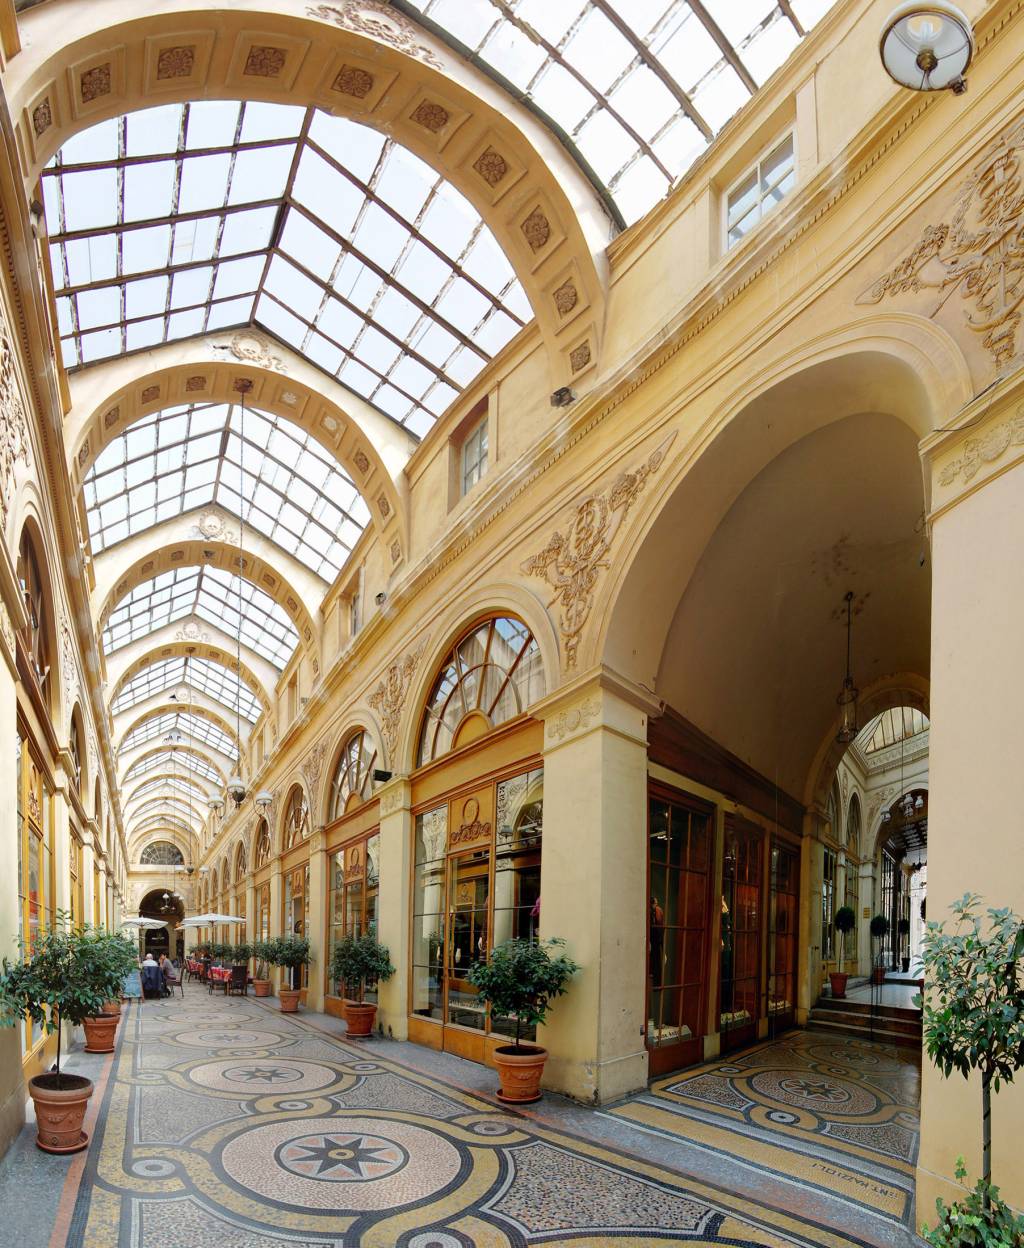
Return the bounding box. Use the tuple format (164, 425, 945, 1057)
(807, 1017, 921, 1048)
(813, 998, 920, 1022)
(809, 1009, 922, 1037)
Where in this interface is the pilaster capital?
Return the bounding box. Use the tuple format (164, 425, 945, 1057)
(377, 775, 411, 818)
(533, 664, 660, 751)
(309, 826, 327, 855)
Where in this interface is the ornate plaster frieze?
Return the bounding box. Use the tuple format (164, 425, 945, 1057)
(368, 637, 427, 764)
(60, 617, 78, 721)
(191, 509, 238, 544)
(522, 431, 676, 668)
(938, 407, 1024, 485)
(212, 329, 287, 374)
(305, 2, 444, 69)
(0, 303, 29, 528)
(301, 739, 328, 796)
(545, 698, 600, 744)
(378, 781, 408, 817)
(175, 618, 211, 644)
(0, 599, 14, 664)
(858, 117, 1024, 367)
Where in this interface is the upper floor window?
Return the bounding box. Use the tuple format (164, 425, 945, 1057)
(253, 819, 272, 870)
(726, 134, 795, 249)
(461, 417, 488, 496)
(17, 530, 52, 702)
(417, 616, 543, 766)
(283, 785, 310, 849)
(234, 841, 248, 884)
(329, 731, 378, 820)
(140, 841, 184, 866)
(69, 715, 83, 795)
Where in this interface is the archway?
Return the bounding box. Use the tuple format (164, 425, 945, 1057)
(138, 888, 186, 961)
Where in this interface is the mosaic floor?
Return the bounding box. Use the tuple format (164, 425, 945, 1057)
(608, 1031, 920, 1231)
(63, 996, 899, 1248)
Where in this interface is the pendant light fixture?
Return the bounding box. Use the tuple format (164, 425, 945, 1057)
(835, 591, 859, 743)
(226, 384, 251, 809)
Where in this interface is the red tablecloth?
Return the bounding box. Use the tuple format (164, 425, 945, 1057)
(209, 966, 232, 982)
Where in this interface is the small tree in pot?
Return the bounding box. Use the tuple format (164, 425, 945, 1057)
(918, 893, 1024, 1242)
(330, 933, 395, 1037)
(269, 935, 310, 1012)
(251, 940, 274, 996)
(897, 917, 912, 973)
(870, 914, 890, 984)
(0, 918, 127, 1152)
(829, 906, 857, 999)
(468, 937, 579, 1104)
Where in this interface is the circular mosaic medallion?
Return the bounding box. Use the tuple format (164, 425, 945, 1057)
(750, 1070, 877, 1116)
(406, 1234, 467, 1248)
(220, 1116, 462, 1211)
(278, 1100, 311, 1111)
(766, 1110, 799, 1125)
(130, 1158, 176, 1178)
(172, 1029, 285, 1049)
(188, 1059, 337, 1094)
(805, 1044, 901, 1072)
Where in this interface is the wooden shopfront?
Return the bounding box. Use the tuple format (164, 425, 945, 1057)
(324, 798, 380, 1019)
(280, 785, 311, 996)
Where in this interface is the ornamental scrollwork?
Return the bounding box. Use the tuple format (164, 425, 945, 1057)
(305, 2, 444, 69)
(212, 330, 287, 374)
(301, 739, 328, 796)
(0, 303, 30, 528)
(546, 699, 600, 743)
(522, 432, 676, 668)
(939, 406, 1024, 485)
(368, 637, 427, 765)
(857, 118, 1024, 366)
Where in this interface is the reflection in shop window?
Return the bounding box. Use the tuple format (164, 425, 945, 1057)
(328, 833, 380, 1000)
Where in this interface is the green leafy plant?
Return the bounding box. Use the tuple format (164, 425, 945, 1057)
(922, 1157, 1024, 1248)
(251, 940, 275, 980)
(330, 933, 395, 1003)
(269, 935, 311, 990)
(897, 916, 912, 964)
(0, 917, 130, 1086)
(870, 913, 890, 968)
(230, 942, 252, 965)
(918, 894, 1024, 1217)
(834, 905, 856, 974)
(467, 937, 579, 1052)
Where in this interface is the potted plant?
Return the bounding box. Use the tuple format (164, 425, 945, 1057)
(467, 937, 578, 1104)
(918, 893, 1024, 1240)
(270, 935, 310, 1012)
(330, 933, 395, 1037)
(897, 917, 911, 972)
(98, 931, 137, 1026)
(251, 940, 274, 997)
(870, 914, 889, 985)
(0, 919, 126, 1152)
(231, 942, 252, 967)
(829, 905, 857, 999)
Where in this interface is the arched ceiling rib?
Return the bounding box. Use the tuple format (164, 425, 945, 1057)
(43, 101, 531, 436)
(125, 774, 212, 807)
(117, 708, 239, 763)
(122, 746, 225, 788)
(111, 654, 264, 724)
(402, 0, 838, 225)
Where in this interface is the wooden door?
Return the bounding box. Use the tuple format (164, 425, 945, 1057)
(719, 818, 763, 1052)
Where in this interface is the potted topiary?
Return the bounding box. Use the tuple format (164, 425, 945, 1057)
(0, 918, 126, 1152)
(98, 931, 137, 1030)
(897, 917, 912, 973)
(330, 933, 395, 1037)
(918, 894, 1024, 1243)
(231, 942, 252, 967)
(467, 937, 579, 1104)
(870, 914, 889, 985)
(270, 935, 310, 1012)
(829, 905, 857, 999)
(251, 940, 274, 997)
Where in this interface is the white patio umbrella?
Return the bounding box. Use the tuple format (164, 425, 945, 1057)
(179, 914, 245, 928)
(121, 918, 168, 930)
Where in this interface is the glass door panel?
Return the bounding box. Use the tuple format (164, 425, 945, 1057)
(769, 840, 799, 1032)
(720, 820, 762, 1052)
(446, 849, 489, 1031)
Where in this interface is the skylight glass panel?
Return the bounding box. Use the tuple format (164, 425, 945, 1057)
(119, 710, 238, 760)
(44, 100, 530, 433)
(110, 654, 262, 722)
(408, 0, 839, 225)
(128, 776, 211, 804)
(84, 401, 369, 579)
(123, 749, 223, 785)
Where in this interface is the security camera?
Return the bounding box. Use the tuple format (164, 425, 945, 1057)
(374, 591, 387, 606)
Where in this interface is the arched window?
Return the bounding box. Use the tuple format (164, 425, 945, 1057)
(140, 841, 184, 866)
(417, 617, 543, 766)
(234, 840, 247, 883)
(69, 713, 83, 794)
(253, 819, 272, 869)
(18, 529, 52, 704)
(284, 786, 310, 849)
(846, 794, 861, 859)
(329, 731, 377, 819)
(211, 866, 219, 900)
(825, 780, 840, 843)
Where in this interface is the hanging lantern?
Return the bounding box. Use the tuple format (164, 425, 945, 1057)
(835, 591, 859, 743)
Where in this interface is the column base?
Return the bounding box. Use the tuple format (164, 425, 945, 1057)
(543, 1047, 648, 1105)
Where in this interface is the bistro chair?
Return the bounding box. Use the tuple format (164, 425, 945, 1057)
(227, 965, 248, 996)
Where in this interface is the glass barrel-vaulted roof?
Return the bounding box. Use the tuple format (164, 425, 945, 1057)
(43, 101, 530, 435)
(128, 776, 211, 804)
(111, 655, 262, 723)
(84, 402, 369, 579)
(102, 566, 300, 668)
(118, 710, 238, 760)
(124, 749, 224, 786)
(407, 0, 837, 224)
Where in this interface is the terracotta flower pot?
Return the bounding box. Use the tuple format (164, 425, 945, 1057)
(829, 971, 849, 999)
(29, 1074, 93, 1154)
(102, 1000, 122, 1020)
(342, 1000, 377, 1038)
(493, 1044, 548, 1104)
(82, 1013, 118, 1053)
(252, 979, 271, 997)
(279, 987, 300, 1013)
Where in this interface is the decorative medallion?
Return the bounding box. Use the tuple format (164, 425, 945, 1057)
(80, 65, 112, 104)
(332, 65, 374, 98)
(305, 3, 444, 69)
(192, 511, 237, 543)
(175, 618, 211, 644)
(244, 46, 287, 78)
(77, 440, 90, 468)
(547, 698, 599, 743)
(553, 279, 578, 316)
(281, 391, 299, 406)
(523, 432, 676, 668)
(473, 147, 507, 187)
(521, 207, 551, 253)
(410, 100, 449, 133)
(103, 404, 120, 428)
(32, 98, 52, 137)
(141, 385, 160, 403)
(940, 406, 1024, 485)
(450, 796, 491, 848)
(368, 638, 426, 763)
(858, 117, 1024, 366)
(185, 375, 207, 392)
(390, 539, 401, 564)
(140, 560, 154, 575)
(353, 449, 370, 474)
(156, 46, 196, 79)
(377, 494, 391, 519)
(213, 329, 287, 373)
(569, 340, 592, 373)
(233, 376, 254, 394)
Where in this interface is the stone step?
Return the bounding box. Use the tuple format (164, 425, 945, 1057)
(809, 1006, 922, 1037)
(807, 1015, 921, 1048)
(813, 997, 921, 1023)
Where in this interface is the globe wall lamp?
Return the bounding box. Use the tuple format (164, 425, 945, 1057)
(254, 790, 273, 811)
(226, 775, 246, 807)
(880, 3, 974, 94)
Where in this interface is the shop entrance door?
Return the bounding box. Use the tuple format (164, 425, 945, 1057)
(719, 818, 763, 1053)
(444, 848, 491, 1045)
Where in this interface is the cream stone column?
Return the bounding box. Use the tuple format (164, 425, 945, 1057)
(535, 672, 654, 1104)
(306, 828, 327, 1012)
(52, 759, 73, 920)
(269, 860, 283, 994)
(375, 777, 412, 1040)
(245, 877, 256, 945)
(0, 594, 24, 1155)
(796, 813, 822, 1024)
(918, 384, 1024, 1216)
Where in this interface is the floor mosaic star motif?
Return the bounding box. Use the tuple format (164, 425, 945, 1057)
(66, 995, 906, 1247)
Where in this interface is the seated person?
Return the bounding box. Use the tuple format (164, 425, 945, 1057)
(141, 953, 162, 999)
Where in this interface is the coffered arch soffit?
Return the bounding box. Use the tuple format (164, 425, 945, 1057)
(94, 538, 319, 659)
(109, 642, 272, 720)
(11, 2, 609, 388)
(67, 350, 409, 554)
